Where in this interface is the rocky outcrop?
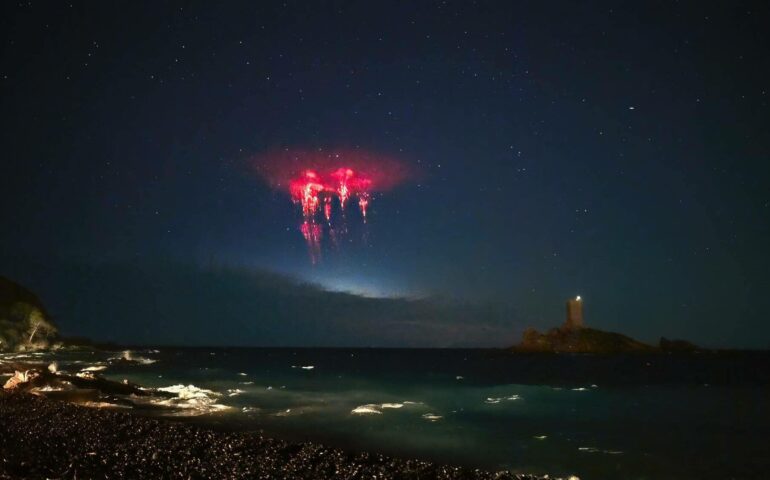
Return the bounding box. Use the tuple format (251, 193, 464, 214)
(3, 370, 40, 391)
(2, 363, 149, 406)
(513, 327, 656, 353)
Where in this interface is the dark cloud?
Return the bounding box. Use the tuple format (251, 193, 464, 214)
(1, 257, 519, 348)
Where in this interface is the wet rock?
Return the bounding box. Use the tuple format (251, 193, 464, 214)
(2, 370, 39, 390)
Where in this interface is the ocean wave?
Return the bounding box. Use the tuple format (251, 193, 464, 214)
(110, 350, 157, 365)
(140, 384, 232, 415)
(351, 401, 422, 415)
(351, 404, 383, 415)
(82, 401, 132, 409)
(579, 447, 623, 455)
(81, 365, 107, 372)
(0, 354, 37, 360)
(485, 394, 521, 404)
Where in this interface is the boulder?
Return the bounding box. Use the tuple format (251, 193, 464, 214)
(3, 370, 40, 390)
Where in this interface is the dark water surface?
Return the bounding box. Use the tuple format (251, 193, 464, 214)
(8, 348, 769, 479)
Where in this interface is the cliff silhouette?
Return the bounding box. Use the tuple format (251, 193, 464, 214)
(0, 276, 58, 351)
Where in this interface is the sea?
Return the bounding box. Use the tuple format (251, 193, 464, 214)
(3, 347, 769, 480)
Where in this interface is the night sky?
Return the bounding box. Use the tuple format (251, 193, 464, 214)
(1, 2, 769, 348)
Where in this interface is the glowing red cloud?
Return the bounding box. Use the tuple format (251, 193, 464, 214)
(255, 148, 410, 191)
(253, 148, 413, 262)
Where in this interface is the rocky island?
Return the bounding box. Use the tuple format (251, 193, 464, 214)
(512, 296, 699, 354)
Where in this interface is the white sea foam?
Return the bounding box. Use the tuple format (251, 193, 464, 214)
(146, 384, 232, 415)
(421, 413, 443, 421)
(533, 435, 548, 440)
(351, 404, 383, 415)
(81, 365, 107, 372)
(83, 401, 132, 409)
(301, 365, 315, 370)
(33, 385, 66, 392)
(239, 381, 254, 385)
(572, 387, 588, 391)
(227, 388, 245, 397)
(579, 447, 623, 455)
(485, 395, 521, 404)
(352, 401, 421, 415)
(111, 350, 157, 365)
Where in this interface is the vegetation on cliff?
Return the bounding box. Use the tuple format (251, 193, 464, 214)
(0, 276, 57, 351)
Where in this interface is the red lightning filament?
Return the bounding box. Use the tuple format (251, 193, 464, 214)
(300, 220, 322, 264)
(358, 192, 369, 220)
(323, 197, 332, 222)
(332, 168, 354, 208)
(289, 170, 324, 217)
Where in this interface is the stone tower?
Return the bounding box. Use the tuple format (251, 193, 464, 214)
(564, 296, 584, 330)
